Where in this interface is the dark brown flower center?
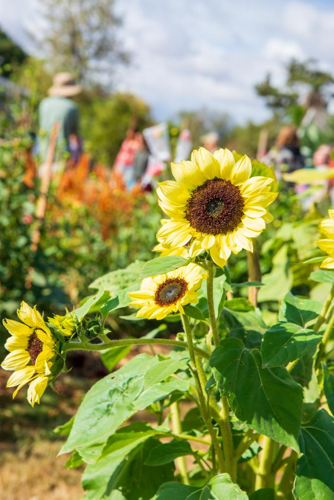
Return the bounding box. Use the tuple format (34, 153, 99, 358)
(155, 278, 188, 306)
(185, 178, 244, 235)
(28, 332, 43, 365)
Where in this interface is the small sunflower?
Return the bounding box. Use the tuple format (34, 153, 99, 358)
(156, 147, 277, 267)
(1, 302, 56, 406)
(317, 209, 334, 269)
(128, 263, 204, 320)
(48, 312, 76, 337)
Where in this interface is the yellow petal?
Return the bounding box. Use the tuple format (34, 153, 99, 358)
(5, 335, 29, 352)
(17, 302, 35, 327)
(6, 366, 36, 388)
(27, 376, 49, 407)
(3, 319, 32, 337)
(244, 206, 267, 218)
(231, 155, 252, 185)
(243, 216, 265, 231)
(317, 239, 334, 258)
(157, 181, 190, 206)
(171, 160, 206, 189)
(240, 176, 273, 197)
(192, 147, 220, 180)
(213, 148, 235, 179)
(210, 245, 227, 268)
(246, 192, 278, 208)
(329, 210, 334, 220)
(320, 257, 334, 269)
(202, 234, 216, 249)
(263, 211, 274, 223)
(320, 219, 334, 239)
(234, 231, 253, 252)
(1, 350, 31, 371)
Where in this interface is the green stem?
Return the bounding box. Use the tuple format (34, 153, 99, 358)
(172, 433, 211, 446)
(314, 284, 334, 332)
(255, 436, 276, 490)
(181, 314, 225, 473)
(286, 358, 300, 373)
(316, 308, 334, 369)
(207, 261, 220, 348)
(235, 429, 259, 459)
(171, 402, 189, 485)
(66, 337, 209, 360)
(206, 261, 236, 480)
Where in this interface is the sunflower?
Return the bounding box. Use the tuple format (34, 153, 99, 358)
(317, 209, 334, 269)
(1, 302, 56, 406)
(128, 263, 205, 320)
(48, 312, 76, 337)
(156, 147, 277, 267)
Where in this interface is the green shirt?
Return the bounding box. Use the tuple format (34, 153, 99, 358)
(38, 96, 79, 161)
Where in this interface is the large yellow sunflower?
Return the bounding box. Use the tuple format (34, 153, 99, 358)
(128, 263, 205, 320)
(156, 147, 277, 267)
(1, 302, 56, 406)
(317, 209, 334, 269)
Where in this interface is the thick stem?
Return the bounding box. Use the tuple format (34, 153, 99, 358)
(220, 396, 237, 482)
(171, 402, 189, 485)
(181, 314, 225, 473)
(207, 261, 220, 348)
(316, 308, 334, 369)
(247, 243, 262, 307)
(314, 284, 334, 332)
(66, 337, 209, 360)
(255, 436, 276, 490)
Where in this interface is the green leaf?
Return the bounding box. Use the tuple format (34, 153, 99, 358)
(100, 296, 120, 319)
(323, 364, 334, 416)
(54, 416, 75, 437)
(153, 473, 248, 499)
(74, 289, 107, 321)
(140, 256, 189, 279)
(294, 410, 334, 499)
(89, 261, 145, 291)
(152, 483, 200, 500)
(303, 256, 325, 264)
(210, 338, 303, 451)
(83, 424, 174, 500)
(184, 304, 208, 322)
(61, 354, 159, 460)
(65, 450, 83, 469)
(100, 345, 132, 372)
(144, 357, 189, 388)
(249, 489, 275, 500)
(134, 379, 190, 411)
(239, 441, 262, 464)
(262, 323, 321, 368)
(213, 273, 227, 319)
(145, 440, 193, 466)
(310, 270, 334, 284)
(279, 292, 322, 327)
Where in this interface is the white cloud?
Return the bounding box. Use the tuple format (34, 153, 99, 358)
(1, 0, 334, 123)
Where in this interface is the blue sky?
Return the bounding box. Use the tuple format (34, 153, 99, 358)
(1, 0, 334, 123)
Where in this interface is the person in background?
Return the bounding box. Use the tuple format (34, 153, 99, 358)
(113, 127, 141, 190)
(38, 73, 82, 172)
(201, 131, 219, 153)
(134, 133, 150, 188)
(275, 125, 305, 180)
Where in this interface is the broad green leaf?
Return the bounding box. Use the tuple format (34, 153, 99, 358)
(100, 345, 132, 372)
(294, 410, 334, 499)
(61, 354, 159, 460)
(75, 289, 108, 321)
(228, 326, 264, 349)
(89, 261, 145, 291)
(145, 440, 193, 466)
(153, 473, 248, 500)
(213, 273, 226, 319)
(249, 489, 275, 500)
(144, 357, 189, 388)
(258, 246, 292, 303)
(140, 256, 189, 279)
(54, 416, 75, 437)
(134, 379, 190, 411)
(83, 425, 174, 500)
(323, 364, 334, 416)
(65, 450, 83, 469)
(279, 292, 322, 327)
(100, 296, 120, 319)
(310, 270, 334, 284)
(262, 323, 321, 368)
(210, 338, 302, 451)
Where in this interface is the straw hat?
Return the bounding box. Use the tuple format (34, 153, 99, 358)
(48, 72, 82, 97)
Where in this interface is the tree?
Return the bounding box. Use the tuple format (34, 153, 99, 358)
(32, 0, 128, 87)
(0, 28, 27, 78)
(255, 59, 334, 125)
